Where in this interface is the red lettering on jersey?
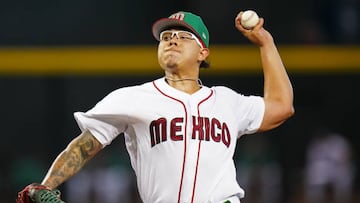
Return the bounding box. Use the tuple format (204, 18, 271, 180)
(192, 116, 204, 140)
(192, 116, 231, 147)
(204, 117, 211, 141)
(149, 117, 167, 147)
(171, 117, 184, 141)
(149, 116, 230, 148)
(222, 123, 230, 147)
(211, 118, 221, 142)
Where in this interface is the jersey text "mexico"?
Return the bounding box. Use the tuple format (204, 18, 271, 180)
(74, 77, 265, 203)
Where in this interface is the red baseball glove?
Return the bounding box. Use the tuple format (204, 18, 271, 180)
(16, 183, 65, 203)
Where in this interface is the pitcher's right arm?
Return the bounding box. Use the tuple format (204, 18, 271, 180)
(41, 129, 103, 189)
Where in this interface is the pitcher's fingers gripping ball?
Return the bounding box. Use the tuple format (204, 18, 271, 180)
(16, 183, 65, 203)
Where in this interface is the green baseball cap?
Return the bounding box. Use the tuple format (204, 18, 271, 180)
(152, 11, 210, 48)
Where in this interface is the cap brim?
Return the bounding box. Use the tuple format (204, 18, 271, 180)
(152, 18, 199, 41)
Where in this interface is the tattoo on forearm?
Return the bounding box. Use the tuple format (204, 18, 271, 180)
(45, 131, 101, 188)
(78, 134, 96, 159)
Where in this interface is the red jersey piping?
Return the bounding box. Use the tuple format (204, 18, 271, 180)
(153, 81, 188, 203)
(191, 89, 214, 203)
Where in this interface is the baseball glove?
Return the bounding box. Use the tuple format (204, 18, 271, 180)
(16, 183, 65, 203)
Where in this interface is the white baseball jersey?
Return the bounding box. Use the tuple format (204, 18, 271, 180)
(74, 77, 265, 203)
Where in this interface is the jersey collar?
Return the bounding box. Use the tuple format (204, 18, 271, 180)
(153, 77, 212, 102)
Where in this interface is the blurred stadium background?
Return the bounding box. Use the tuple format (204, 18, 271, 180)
(1, 0, 359, 203)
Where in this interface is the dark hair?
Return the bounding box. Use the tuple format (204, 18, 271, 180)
(200, 60, 210, 68)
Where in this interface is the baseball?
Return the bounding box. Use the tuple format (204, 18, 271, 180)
(241, 10, 259, 29)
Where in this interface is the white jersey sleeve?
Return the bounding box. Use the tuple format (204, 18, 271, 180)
(212, 86, 265, 138)
(74, 87, 135, 146)
(235, 93, 265, 136)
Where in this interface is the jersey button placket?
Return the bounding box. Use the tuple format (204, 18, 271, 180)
(182, 99, 201, 203)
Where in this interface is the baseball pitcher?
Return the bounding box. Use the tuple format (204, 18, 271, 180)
(17, 10, 294, 203)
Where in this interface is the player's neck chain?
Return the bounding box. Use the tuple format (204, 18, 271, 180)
(165, 77, 203, 87)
